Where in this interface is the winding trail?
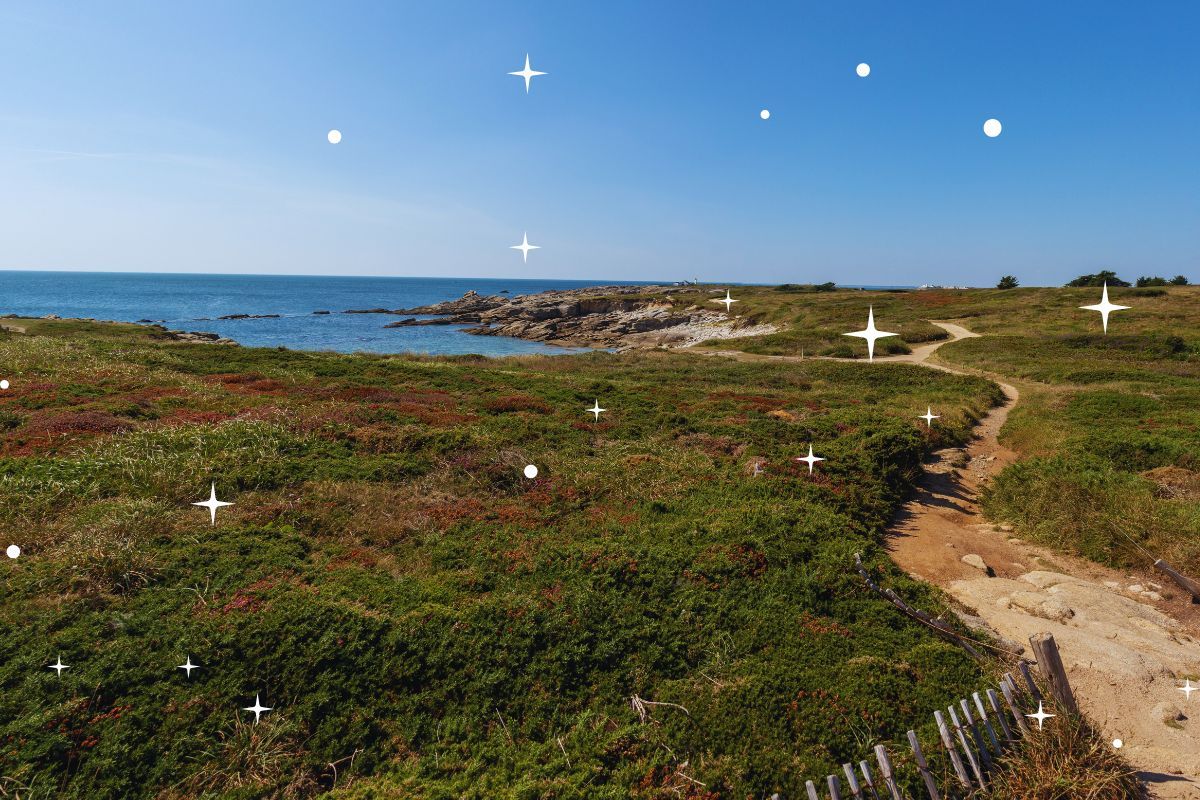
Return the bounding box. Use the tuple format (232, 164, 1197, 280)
(693, 322, 1200, 797)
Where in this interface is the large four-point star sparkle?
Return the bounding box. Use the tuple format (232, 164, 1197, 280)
(1079, 282, 1130, 334)
(843, 307, 898, 362)
(1026, 700, 1056, 730)
(192, 483, 233, 525)
(508, 54, 547, 93)
(243, 693, 273, 723)
(795, 444, 825, 475)
(713, 290, 738, 312)
(511, 232, 540, 263)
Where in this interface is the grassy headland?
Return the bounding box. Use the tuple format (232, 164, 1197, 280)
(702, 283, 1200, 577)
(0, 317, 1005, 798)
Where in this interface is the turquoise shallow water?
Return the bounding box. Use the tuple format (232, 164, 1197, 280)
(0, 271, 662, 355)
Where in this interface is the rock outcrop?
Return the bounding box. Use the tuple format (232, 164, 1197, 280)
(384, 285, 776, 350)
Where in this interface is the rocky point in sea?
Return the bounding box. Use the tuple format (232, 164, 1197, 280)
(383, 284, 777, 350)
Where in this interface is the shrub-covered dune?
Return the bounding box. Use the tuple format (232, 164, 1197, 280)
(0, 320, 1005, 798)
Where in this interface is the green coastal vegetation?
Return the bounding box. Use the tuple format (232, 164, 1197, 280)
(700, 280, 1200, 578)
(4, 272, 1195, 798)
(1, 318, 1005, 798)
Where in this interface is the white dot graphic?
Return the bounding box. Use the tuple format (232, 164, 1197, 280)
(0, 379, 9, 390)
(856, 63, 871, 77)
(983, 118, 1003, 138)
(1112, 739, 1123, 749)
(327, 129, 342, 144)
(6, 545, 19, 559)
(523, 464, 538, 479)
(760, 109, 770, 120)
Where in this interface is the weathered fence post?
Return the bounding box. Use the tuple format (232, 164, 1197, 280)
(1017, 659, 1042, 704)
(934, 710, 972, 789)
(1153, 559, 1200, 603)
(972, 692, 1002, 753)
(947, 705, 986, 790)
(858, 760, 882, 800)
(985, 688, 1013, 741)
(906, 729, 941, 800)
(958, 699, 992, 767)
(1029, 632, 1078, 713)
(999, 675, 1031, 735)
(873, 745, 903, 800)
(828, 773, 843, 800)
(842, 762, 865, 799)
(806, 779, 820, 800)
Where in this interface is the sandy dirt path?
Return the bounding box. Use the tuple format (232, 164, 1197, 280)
(693, 323, 1200, 796)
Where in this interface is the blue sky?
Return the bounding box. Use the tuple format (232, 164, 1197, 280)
(0, 1, 1196, 285)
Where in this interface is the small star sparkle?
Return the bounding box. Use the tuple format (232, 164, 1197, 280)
(1179, 679, 1197, 701)
(586, 400, 606, 421)
(1026, 701, 1056, 730)
(508, 54, 546, 93)
(192, 483, 233, 525)
(1079, 282, 1130, 333)
(243, 693, 272, 723)
(48, 655, 69, 676)
(919, 407, 941, 427)
(843, 307, 898, 361)
(511, 232, 540, 263)
(713, 290, 738, 312)
(178, 656, 199, 678)
(795, 444, 825, 474)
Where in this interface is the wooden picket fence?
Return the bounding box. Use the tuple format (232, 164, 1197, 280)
(790, 663, 1049, 799)
(785, 555, 1085, 799)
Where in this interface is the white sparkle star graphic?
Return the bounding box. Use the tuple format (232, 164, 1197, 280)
(508, 54, 546, 93)
(843, 307, 898, 362)
(510, 232, 540, 263)
(919, 407, 941, 427)
(48, 655, 69, 676)
(178, 656, 199, 678)
(1026, 700, 1056, 730)
(1079, 282, 1130, 334)
(713, 290, 738, 312)
(586, 400, 606, 421)
(1180, 679, 1197, 701)
(192, 483, 233, 525)
(243, 693, 272, 723)
(795, 444, 825, 475)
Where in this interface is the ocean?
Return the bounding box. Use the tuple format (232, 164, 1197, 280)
(0, 271, 665, 356)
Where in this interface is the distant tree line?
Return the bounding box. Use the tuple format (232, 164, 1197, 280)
(774, 282, 837, 293)
(1063, 270, 1189, 288)
(994, 271, 1190, 289)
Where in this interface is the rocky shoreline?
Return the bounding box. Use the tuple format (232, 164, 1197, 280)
(381, 284, 776, 349)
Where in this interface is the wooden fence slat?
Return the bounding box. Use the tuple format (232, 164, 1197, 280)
(858, 760, 882, 800)
(948, 705, 986, 790)
(806, 779, 821, 800)
(999, 677, 1031, 736)
(1017, 659, 1043, 704)
(873, 745, 903, 800)
(842, 763, 865, 799)
(972, 692, 1002, 753)
(986, 688, 1013, 741)
(1029, 632, 1078, 713)
(828, 773, 843, 800)
(906, 729, 941, 800)
(958, 699, 992, 766)
(934, 710, 971, 789)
